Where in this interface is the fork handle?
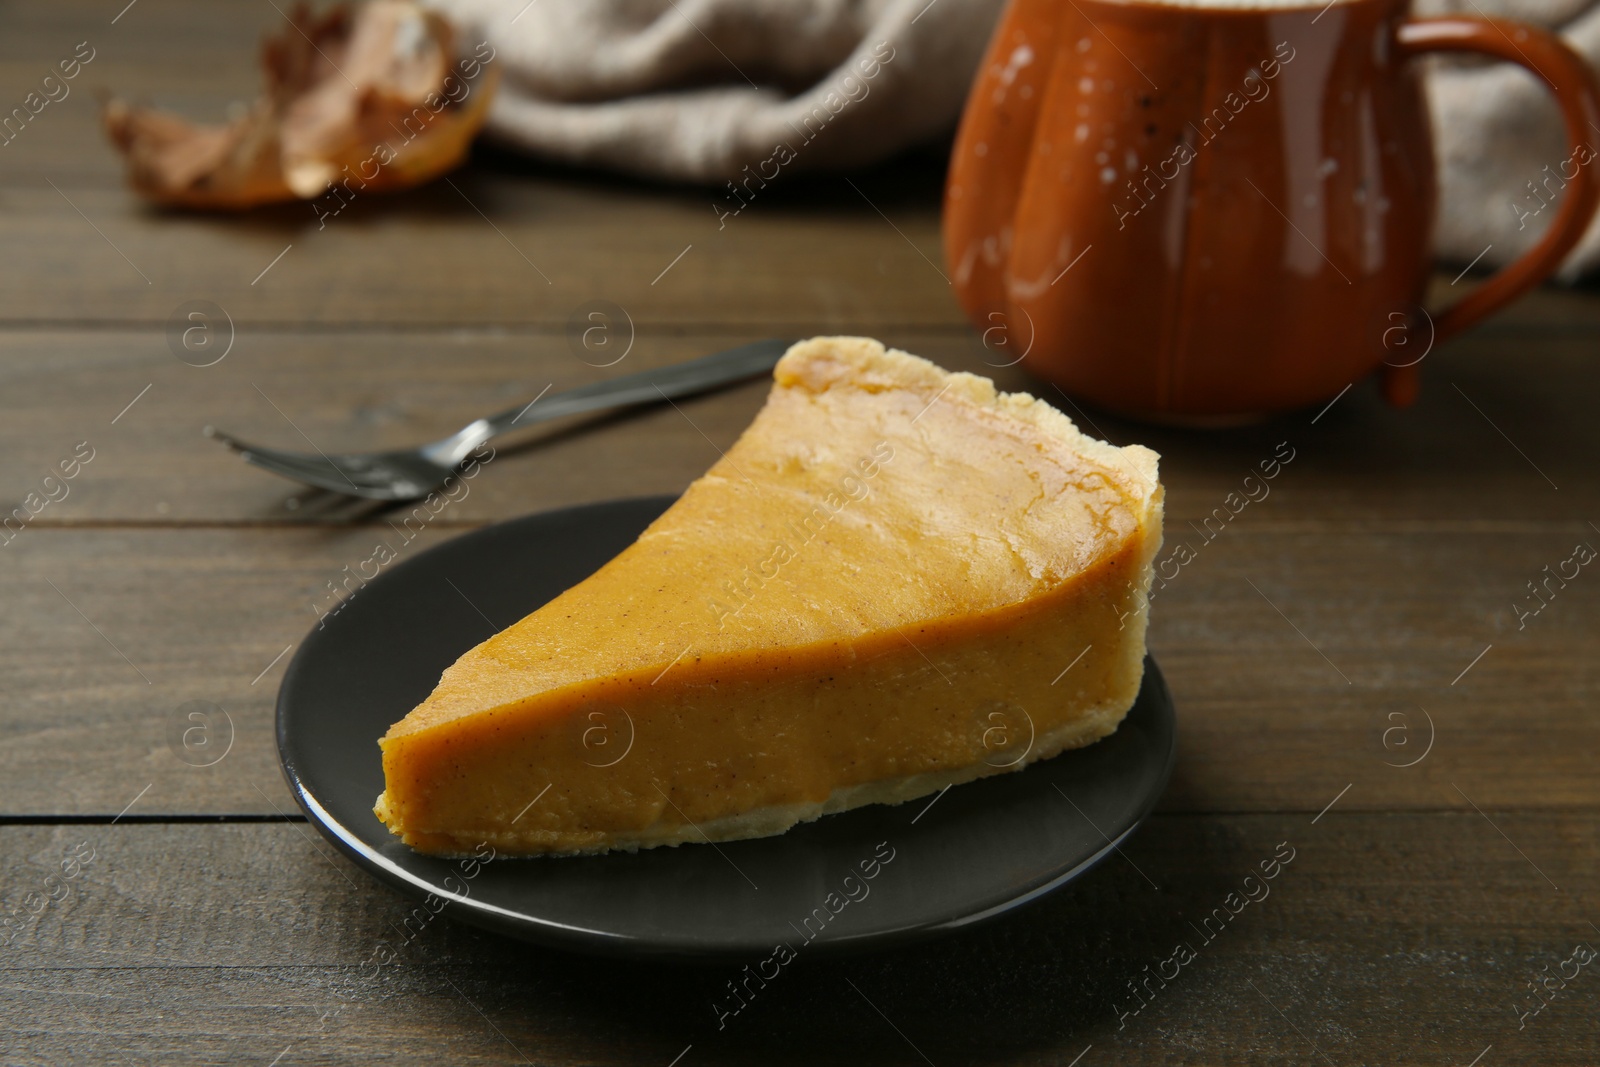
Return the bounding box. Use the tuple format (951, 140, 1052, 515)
(482, 338, 797, 439)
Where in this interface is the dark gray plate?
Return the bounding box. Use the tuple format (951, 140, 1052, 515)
(277, 496, 1176, 959)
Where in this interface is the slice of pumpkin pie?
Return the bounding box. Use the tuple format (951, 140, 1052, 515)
(375, 337, 1163, 856)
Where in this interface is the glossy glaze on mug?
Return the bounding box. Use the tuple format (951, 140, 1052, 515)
(943, 0, 1595, 417)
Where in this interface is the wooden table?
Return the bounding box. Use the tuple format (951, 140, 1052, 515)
(4, 3, 1598, 1063)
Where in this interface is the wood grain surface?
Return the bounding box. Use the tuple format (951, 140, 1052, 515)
(1, 0, 1596, 1063)
(2, 817, 1596, 1065)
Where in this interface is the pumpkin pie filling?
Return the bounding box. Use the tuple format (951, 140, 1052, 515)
(375, 336, 1164, 856)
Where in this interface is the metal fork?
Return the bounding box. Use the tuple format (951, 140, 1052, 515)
(207, 338, 794, 501)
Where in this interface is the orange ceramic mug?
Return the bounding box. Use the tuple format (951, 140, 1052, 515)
(944, 0, 1600, 419)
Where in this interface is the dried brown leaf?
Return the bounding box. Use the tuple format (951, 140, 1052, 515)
(103, 1, 496, 210)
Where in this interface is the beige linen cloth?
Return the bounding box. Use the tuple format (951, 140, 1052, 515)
(429, 0, 1600, 277)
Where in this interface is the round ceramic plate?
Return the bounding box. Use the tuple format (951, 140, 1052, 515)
(278, 496, 1177, 959)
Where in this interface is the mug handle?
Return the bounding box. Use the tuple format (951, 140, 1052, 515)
(1384, 16, 1600, 406)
